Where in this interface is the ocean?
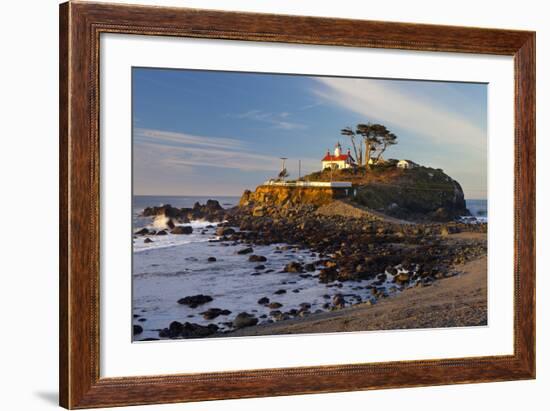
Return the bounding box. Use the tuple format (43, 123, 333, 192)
(132, 195, 487, 340)
(465, 199, 487, 223)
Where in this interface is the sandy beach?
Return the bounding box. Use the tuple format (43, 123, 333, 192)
(226, 254, 487, 337)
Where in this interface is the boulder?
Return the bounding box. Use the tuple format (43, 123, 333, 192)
(160, 321, 219, 339)
(171, 225, 193, 235)
(177, 294, 213, 308)
(200, 308, 231, 320)
(233, 312, 259, 329)
(207, 257, 217, 262)
(304, 263, 316, 272)
(395, 273, 411, 284)
(237, 247, 254, 255)
(319, 267, 338, 283)
(249, 255, 267, 262)
(135, 228, 149, 235)
(133, 325, 143, 335)
(257, 297, 270, 305)
(144, 238, 153, 243)
(171, 225, 193, 234)
(284, 261, 303, 273)
(332, 294, 345, 308)
(156, 230, 167, 236)
(216, 227, 235, 236)
(205, 199, 223, 210)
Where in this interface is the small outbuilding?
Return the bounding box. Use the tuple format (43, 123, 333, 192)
(397, 159, 417, 169)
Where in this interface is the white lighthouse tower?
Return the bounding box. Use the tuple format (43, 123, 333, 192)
(334, 141, 342, 157)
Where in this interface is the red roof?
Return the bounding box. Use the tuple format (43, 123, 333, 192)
(322, 153, 350, 162)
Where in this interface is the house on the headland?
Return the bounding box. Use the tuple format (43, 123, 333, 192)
(397, 159, 418, 169)
(322, 142, 355, 170)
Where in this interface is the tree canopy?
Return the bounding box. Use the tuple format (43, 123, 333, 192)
(340, 122, 398, 167)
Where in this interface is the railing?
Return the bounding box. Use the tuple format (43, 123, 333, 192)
(262, 180, 352, 188)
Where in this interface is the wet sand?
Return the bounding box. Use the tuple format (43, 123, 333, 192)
(226, 255, 487, 337)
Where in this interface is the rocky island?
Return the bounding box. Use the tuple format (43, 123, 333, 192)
(133, 157, 487, 340)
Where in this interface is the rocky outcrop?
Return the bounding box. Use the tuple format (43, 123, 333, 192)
(142, 200, 226, 222)
(239, 164, 469, 222)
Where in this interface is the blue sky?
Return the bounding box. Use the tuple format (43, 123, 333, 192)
(133, 68, 487, 199)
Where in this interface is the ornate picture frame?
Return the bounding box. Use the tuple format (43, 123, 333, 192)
(59, 1, 535, 408)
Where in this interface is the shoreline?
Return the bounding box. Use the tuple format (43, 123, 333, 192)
(224, 254, 487, 337)
(133, 199, 488, 340)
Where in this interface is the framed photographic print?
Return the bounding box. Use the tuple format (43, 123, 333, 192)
(59, 1, 535, 409)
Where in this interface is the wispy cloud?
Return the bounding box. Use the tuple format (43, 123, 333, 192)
(312, 78, 486, 149)
(229, 110, 307, 130)
(134, 128, 317, 173)
(136, 128, 244, 150)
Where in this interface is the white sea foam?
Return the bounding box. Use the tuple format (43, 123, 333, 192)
(134, 219, 217, 252)
(132, 221, 418, 340)
(152, 214, 172, 229)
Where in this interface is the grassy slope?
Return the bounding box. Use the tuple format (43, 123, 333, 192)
(303, 163, 467, 219)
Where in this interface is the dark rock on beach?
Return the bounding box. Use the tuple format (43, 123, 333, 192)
(133, 325, 143, 335)
(216, 227, 235, 236)
(177, 294, 213, 308)
(171, 225, 193, 235)
(200, 308, 231, 320)
(159, 321, 219, 339)
(283, 261, 303, 273)
(233, 312, 259, 328)
(248, 255, 267, 262)
(257, 297, 270, 305)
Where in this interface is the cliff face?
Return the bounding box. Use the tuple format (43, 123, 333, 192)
(239, 185, 348, 210)
(354, 179, 467, 221)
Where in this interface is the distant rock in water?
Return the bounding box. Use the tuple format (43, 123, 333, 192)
(239, 164, 469, 222)
(177, 294, 213, 308)
(171, 226, 193, 235)
(142, 200, 226, 222)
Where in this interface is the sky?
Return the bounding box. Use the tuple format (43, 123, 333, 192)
(133, 68, 487, 199)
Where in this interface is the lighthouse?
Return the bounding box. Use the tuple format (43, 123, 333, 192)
(334, 142, 342, 157)
(321, 142, 355, 170)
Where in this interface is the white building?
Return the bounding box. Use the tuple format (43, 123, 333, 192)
(397, 159, 417, 169)
(321, 142, 355, 170)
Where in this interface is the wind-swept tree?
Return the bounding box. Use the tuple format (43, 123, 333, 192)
(374, 131, 398, 163)
(340, 126, 362, 165)
(356, 123, 387, 166)
(339, 122, 398, 169)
